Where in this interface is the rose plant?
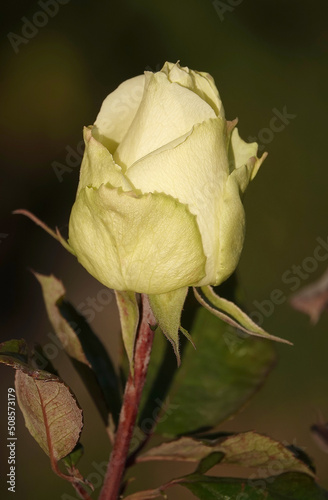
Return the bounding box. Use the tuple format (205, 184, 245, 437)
(67, 61, 285, 362)
(2, 62, 325, 500)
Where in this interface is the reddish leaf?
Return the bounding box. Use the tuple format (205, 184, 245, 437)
(15, 370, 83, 461)
(290, 268, 328, 323)
(34, 272, 121, 430)
(138, 432, 314, 478)
(123, 490, 163, 499)
(0, 339, 90, 493)
(311, 415, 328, 454)
(34, 272, 90, 365)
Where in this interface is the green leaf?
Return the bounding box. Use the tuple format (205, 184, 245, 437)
(115, 290, 139, 373)
(196, 452, 225, 474)
(34, 272, 121, 428)
(180, 472, 328, 500)
(58, 299, 121, 425)
(33, 272, 90, 364)
(138, 432, 314, 477)
(141, 306, 275, 436)
(60, 444, 92, 491)
(61, 443, 84, 469)
(286, 444, 316, 472)
(0, 339, 29, 371)
(0, 339, 54, 379)
(195, 286, 292, 344)
(33, 344, 59, 376)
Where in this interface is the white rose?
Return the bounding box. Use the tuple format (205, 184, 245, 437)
(68, 61, 266, 296)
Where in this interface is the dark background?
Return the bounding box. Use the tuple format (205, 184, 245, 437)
(1, 0, 328, 498)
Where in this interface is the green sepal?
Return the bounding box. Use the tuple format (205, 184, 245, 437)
(194, 285, 292, 345)
(148, 287, 189, 365)
(180, 326, 196, 350)
(115, 290, 139, 374)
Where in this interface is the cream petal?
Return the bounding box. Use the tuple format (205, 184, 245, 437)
(161, 62, 224, 117)
(114, 71, 216, 168)
(68, 187, 206, 294)
(126, 117, 229, 285)
(229, 126, 267, 181)
(93, 74, 145, 154)
(213, 131, 268, 285)
(77, 127, 133, 195)
(213, 175, 246, 285)
(193, 69, 225, 118)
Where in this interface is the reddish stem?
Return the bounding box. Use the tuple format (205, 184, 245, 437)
(72, 482, 94, 500)
(99, 295, 155, 500)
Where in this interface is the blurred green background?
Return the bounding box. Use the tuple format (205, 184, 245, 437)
(1, 0, 328, 498)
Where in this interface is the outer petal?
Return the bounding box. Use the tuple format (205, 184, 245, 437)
(68, 187, 206, 294)
(229, 126, 267, 181)
(162, 61, 224, 117)
(214, 154, 266, 286)
(127, 117, 229, 285)
(114, 71, 216, 168)
(77, 127, 134, 194)
(211, 127, 268, 285)
(93, 74, 145, 154)
(213, 171, 246, 285)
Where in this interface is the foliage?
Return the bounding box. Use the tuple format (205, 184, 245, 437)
(0, 274, 327, 499)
